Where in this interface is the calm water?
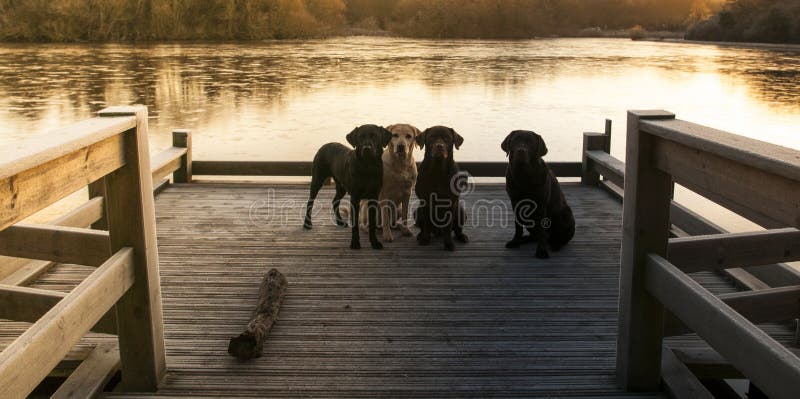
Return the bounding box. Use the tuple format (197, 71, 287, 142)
(1, 37, 798, 229)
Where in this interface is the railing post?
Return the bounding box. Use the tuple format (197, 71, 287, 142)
(88, 179, 107, 230)
(616, 110, 676, 391)
(604, 118, 612, 153)
(172, 130, 192, 183)
(98, 106, 166, 391)
(581, 132, 607, 186)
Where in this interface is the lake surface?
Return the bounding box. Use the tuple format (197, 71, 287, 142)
(1, 37, 798, 229)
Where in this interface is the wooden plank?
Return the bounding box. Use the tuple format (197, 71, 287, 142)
(172, 130, 192, 183)
(667, 228, 800, 273)
(664, 285, 800, 336)
(0, 133, 127, 232)
(150, 147, 187, 183)
(192, 161, 583, 178)
(582, 133, 606, 185)
(51, 342, 120, 399)
(723, 268, 771, 291)
(586, 150, 625, 188)
(0, 248, 134, 398)
(0, 284, 116, 334)
(660, 346, 714, 399)
(0, 223, 110, 267)
(671, 347, 743, 379)
(99, 106, 166, 392)
(616, 110, 675, 391)
(669, 201, 726, 236)
(641, 118, 800, 183)
(652, 138, 798, 229)
(645, 254, 800, 399)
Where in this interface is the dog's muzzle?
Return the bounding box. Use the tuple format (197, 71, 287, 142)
(396, 144, 407, 157)
(360, 145, 377, 159)
(434, 143, 449, 159)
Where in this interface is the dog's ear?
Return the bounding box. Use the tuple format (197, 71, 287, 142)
(450, 128, 464, 150)
(381, 127, 393, 148)
(416, 128, 428, 149)
(534, 133, 548, 157)
(501, 131, 517, 157)
(346, 126, 359, 148)
(411, 125, 423, 147)
(385, 124, 397, 133)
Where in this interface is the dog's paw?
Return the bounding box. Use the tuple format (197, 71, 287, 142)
(535, 247, 550, 259)
(455, 233, 469, 243)
(371, 240, 384, 250)
(350, 241, 361, 250)
(505, 239, 521, 249)
(444, 241, 455, 251)
(303, 220, 313, 229)
(383, 232, 394, 242)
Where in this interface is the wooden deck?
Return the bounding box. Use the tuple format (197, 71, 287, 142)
(2, 182, 795, 397)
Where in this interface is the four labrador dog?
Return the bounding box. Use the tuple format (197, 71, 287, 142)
(305, 124, 575, 257)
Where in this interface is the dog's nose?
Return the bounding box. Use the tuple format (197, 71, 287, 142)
(436, 143, 445, 150)
(397, 144, 406, 152)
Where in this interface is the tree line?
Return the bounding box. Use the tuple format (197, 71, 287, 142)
(686, 0, 800, 44)
(0, 0, 724, 42)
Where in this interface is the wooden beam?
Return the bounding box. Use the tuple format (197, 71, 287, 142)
(0, 223, 110, 266)
(192, 160, 584, 178)
(671, 347, 743, 380)
(586, 150, 625, 188)
(668, 228, 800, 273)
(51, 342, 120, 399)
(581, 133, 606, 185)
(651, 138, 798, 229)
(0, 248, 134, 398)
(645, 254, 800, 399)
(172, 130, 192, 183)
(0, 284, 116, 334)
(616, 110, 676, 391)
(724, 268, 771, 291)
(150, 147, 186, 183)
(100, 106, 166, 392)
(664, 285, 800, 336)
(661, 346, 715, 399)
(0, 117, 133, 231)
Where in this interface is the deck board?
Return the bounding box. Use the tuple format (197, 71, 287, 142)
(1, 182, 795, 397)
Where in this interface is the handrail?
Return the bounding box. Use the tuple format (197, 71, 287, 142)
(615, 110, 800, 398)
(0, 106, 168, 396)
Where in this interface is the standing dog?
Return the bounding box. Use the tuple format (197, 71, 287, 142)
(415, 126, 469, 251)
(303, 124, 392, 250)
(379, 124, 420, 242)
(502, 130, 575, 258)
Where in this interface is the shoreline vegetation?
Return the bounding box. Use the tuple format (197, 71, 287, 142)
(0, 1, 796, 45)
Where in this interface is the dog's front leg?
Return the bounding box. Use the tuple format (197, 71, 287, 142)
(381, 200, 394, 242)
(350, 197, 361, 250)
(367, 199, 383, 249)
(535, 212, 551, 259)
(442, 203, 455, 251)
(399, 192, 413, 237)
(416, 204, 432, 246)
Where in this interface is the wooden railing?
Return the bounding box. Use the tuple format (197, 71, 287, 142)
(0, 106, 190, 398)
(610, 110, 800, 398)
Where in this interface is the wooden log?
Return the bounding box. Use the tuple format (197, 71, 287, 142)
(228, 268, 288, 360)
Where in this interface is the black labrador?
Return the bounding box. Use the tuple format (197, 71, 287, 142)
(304, 124, 392, 250)
(414, 125, 469, 251)
(502, 130, 575, 258)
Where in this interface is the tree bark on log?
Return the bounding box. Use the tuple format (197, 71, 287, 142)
(228, 268, 287, 360)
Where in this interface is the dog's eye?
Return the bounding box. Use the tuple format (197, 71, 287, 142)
(406, 135, 412, 139)
(392, 133, 399, 138)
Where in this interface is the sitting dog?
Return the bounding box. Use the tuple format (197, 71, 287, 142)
(378, 124, 420, 242)
(502, 130, 575, 258)
(415, 126, 469, 251)
(303, 124, 392, 250)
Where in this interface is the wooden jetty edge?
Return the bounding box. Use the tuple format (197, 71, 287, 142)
(0, 107, 798, 398)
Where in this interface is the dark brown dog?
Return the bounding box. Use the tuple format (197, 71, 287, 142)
(304, 124, 392, 250)
(414, 126, 469, 251)
(502, 130, 575, 258)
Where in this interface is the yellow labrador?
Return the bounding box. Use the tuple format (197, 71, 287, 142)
(379, 124, 421, 241)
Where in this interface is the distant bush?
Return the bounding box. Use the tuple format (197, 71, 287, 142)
(687, 0, 800, 43)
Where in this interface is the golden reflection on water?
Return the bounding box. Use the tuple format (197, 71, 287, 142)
(0, 37, 798, 230)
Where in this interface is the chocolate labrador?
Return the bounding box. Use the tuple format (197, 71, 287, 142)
(414, 125, 469, 251)
(303, 124, 392, 250)
(502, 130, 575, 258)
